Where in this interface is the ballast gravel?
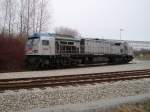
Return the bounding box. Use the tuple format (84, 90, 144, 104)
(0, 78, 150, 112)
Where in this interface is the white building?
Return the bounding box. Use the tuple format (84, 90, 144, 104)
(126, 40, 150, 51)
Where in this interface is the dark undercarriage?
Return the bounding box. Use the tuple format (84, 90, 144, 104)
(25, 54, 133, 69)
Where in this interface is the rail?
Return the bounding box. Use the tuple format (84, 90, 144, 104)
(0, 69, 150, 91)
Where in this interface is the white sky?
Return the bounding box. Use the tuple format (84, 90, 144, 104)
(51, 0, 150, 41)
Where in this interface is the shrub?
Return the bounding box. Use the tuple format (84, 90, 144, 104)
(0, 33, 26, 72)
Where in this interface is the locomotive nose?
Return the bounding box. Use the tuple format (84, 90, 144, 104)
(26, 44, 33, 54)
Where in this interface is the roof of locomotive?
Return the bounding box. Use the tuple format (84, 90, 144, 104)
(29, 33, 128, 45)
(29, 33, 81, 41)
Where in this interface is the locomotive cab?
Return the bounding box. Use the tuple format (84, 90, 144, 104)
(26, 33, 55, 56)
(26, 36, 40, 55)
(123, 42, 134, 62)
(25, 33, 56, 68)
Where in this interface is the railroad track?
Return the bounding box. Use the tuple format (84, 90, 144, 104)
(0, 69, 150, 91)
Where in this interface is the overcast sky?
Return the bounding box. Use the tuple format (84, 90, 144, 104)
(51, 0, 150, 41)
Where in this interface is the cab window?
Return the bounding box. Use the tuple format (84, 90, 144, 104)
(115, 43, 121, 46)
(42, 40, 49, 46)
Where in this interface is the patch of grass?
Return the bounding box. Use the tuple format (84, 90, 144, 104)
(135, 54, 150, 60)
(117, 105, 145, 112)
(143, 102, 150, 112)
(113, 101, 150, 112)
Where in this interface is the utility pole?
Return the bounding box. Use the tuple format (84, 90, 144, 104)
(120, 29, 124, 40)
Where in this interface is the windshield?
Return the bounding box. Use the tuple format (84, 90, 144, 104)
(27, 37, 40, 46)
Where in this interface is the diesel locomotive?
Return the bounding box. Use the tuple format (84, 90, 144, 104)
(25, 33, 134, 68)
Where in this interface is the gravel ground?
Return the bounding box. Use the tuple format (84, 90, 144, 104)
(0, 78, 150, 112)
(25, 94, 150, 112)
(0, 60, 150, 79)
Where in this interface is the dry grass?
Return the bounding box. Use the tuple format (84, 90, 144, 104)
(135, 54, 150, 60)
(134, 50, 150, 60)
(116, 105, 145, 112)
(97, 102, 150, 112)
(112, 101, 150, 112)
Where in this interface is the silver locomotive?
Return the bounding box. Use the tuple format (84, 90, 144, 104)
(25, 33, 134, 68)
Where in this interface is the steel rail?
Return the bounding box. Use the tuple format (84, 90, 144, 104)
(0, 69, 150, 91)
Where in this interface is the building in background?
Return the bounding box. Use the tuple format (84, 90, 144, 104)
(126, 40, 150, 51)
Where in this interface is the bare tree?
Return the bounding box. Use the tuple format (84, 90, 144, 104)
(38, 0, 50, 33)
(18, 0, 25, 35)
(8, 0, 13, 36)
(1, 0, 17, 36)
(25, 0, 50, 34)
(26, 0, 31, 35)
(31, 0, 36, 33)
(0, 0, 51, 36)
(55, 27, 80, 37)
(1, 0, 9, 34)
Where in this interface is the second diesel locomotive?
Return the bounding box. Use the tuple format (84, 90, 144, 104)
(25, 33, 134, 68)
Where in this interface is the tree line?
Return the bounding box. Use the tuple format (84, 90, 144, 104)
(0, 0, 51, 72)
(0, 0, 50, 37)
